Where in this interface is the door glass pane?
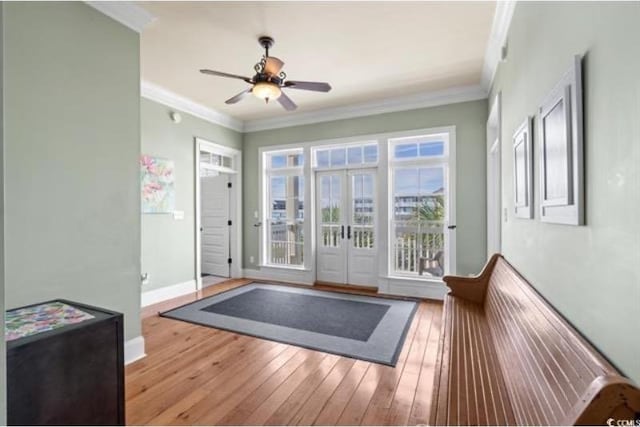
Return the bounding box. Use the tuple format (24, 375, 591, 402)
(352, 173, 374, 249)
(320, 174, 342, 248)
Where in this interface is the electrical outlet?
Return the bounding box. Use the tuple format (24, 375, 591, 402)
(503, 207, 508, 222)
(250, 256, 255, 264)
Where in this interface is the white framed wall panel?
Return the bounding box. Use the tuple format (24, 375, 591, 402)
(538, 55, 584, 225)
(513, 117, 534, 219)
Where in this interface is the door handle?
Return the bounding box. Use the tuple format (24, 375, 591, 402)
(447, 225, 457, 230)
(341, 225, 345, 239)
(347, 225, 352, 239)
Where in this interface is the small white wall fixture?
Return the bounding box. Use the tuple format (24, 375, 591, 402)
(513, 117, 534, 219)
(538, 55, 584, 225)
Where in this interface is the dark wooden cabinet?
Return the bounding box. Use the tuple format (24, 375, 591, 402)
(7, 300, 124, 425)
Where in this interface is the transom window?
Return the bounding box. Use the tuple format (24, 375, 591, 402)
(392, 135, 446, 160)
(314, 142, 378, 168)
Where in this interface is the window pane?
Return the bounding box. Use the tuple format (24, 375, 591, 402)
(268, 173, 304, 266)
(347, 146, 363, 165)
(330, 148, 346, 166)
(364, 145, 378, 163)
(317, 150, 330, 167)
(419, 141, 444, 157)
(271, 155, 286, 168)
(419, 167, 444, 195)
(394, 143, 418, 159)
(271, 153, 303, 168)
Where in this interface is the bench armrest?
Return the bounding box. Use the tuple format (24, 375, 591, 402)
(443, 254, 501, 304)
(566, 375, 640, 425)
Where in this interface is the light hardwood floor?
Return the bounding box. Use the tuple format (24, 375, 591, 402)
(126, 279, 443, 426)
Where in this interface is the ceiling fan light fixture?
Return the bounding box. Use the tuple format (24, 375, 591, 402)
(252, 81, 281, 102)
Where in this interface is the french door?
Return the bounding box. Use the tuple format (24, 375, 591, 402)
(316, 169, 378, 286)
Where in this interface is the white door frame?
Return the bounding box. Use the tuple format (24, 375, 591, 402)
(314, 168, 379, 286)
(487, 93, 502, 257)
(194, 137, 242, 289)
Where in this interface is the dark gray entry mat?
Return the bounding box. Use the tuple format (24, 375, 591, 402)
(160, 283, 418, 366)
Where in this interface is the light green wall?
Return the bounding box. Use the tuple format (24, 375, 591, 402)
(490, 2, 640, 382)
(4, 2, 142, 340)
(243, 99, 488, 275)
(141, 98, 242, 292)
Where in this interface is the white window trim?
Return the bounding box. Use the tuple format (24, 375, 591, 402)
(387, 128, 457, 280)
(260, 148, 308, 269)
(258, 126, 456, 293)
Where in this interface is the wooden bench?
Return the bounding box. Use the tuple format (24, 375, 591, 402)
(430, 254, 640, 425)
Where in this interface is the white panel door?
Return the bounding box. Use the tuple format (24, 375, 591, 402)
(315, 169, 378, 286)
(347, 170, 378, 286)
(316, 172, 347, 284)
(201, 174, 230, 277)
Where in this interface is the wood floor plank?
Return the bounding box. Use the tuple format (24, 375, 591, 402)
(386, 303, 436, 425)
(246, 354, 340, 425)
(264, 354, 341, 425)
(126, 280, 443, 426)
(408, 303, 443, 425)
(359, 303, 427, 425)
(312, 360, 371, 425)
(287, 358, 357, 426)
(146, 343, 292, 425)
(192, 346, 304, 425)
(216, 350, 325, 425)
(127, 335, 276, 424)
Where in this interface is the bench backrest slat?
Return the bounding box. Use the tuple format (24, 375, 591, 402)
(484, 258, 614, 426)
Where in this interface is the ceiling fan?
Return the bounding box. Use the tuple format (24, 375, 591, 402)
(200, 36, 332, 111)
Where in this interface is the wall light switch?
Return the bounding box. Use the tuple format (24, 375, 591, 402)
(173, 210, 185, 220)
(503, 207, 508, 223)
(254, 210, 259, 219)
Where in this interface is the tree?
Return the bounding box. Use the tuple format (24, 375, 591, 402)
(413, 195, 445, 222)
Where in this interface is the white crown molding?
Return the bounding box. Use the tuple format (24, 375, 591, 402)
(86, 1, 156, 33)
(243, 84, 487, 133)
(481, 0, 517, 92)
(141, 81, 244, 132)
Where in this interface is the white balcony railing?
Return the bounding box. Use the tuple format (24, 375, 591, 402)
(393, 220, 445, 277)
(268, 221, 304, 266)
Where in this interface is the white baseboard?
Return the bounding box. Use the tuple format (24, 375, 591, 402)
(243, 268, 313, 286)
(124, 336, 146, 365)
(378, 277, 447, 300)
(141, 279, 197, 307)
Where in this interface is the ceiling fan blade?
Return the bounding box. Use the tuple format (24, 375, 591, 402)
(284, 80, 332, 92)
(277, 91, 297, 111)
(200, 69, 252, 83)
(225, 88, 252, 105)
(263, 57, 285, 76)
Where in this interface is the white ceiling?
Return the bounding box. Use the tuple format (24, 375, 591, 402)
(139, 1, 496, 122)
